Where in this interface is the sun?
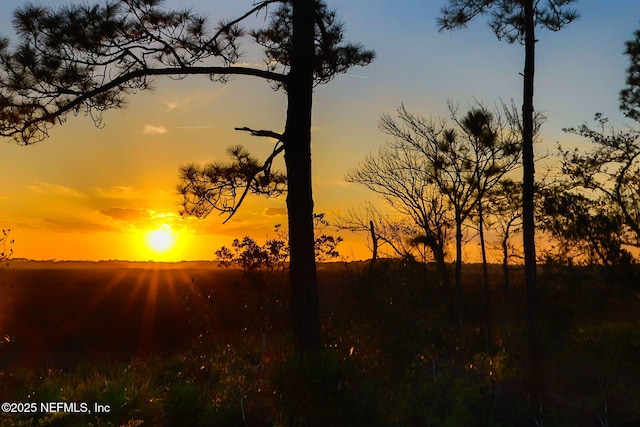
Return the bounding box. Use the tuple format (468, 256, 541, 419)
(145, 226, 176, 254)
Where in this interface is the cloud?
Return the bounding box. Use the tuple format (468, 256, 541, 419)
(28, 181, 86, 198)
(264, 207, 287, 216)
(92, 186, 138, 201)
(164, 89, 226, 113)
(341, 73, 370, 79)
(164, 96, 195, 112)
(100, 207, 150, 221)
(181, 215, 271, 238)
(42, 218, 116, 234)
(175, 125, 226, 131)
(142, 124, 168, 135)
(148, 210, 180, 220)
(99, 207, 185, 232)
(165, 101, 180, 112)
(233, 61, 269, 69)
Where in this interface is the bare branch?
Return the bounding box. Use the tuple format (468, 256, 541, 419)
(234, 126, 283, 140)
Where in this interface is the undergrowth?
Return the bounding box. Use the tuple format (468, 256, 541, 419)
(1, 261, 639, 426)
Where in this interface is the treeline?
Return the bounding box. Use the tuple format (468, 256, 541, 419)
(340, 44, 640, 283)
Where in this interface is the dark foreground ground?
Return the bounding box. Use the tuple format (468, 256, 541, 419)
(1, 261, 307, 368)
(0, 260, 639, 426)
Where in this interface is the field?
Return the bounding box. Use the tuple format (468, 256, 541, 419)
(0, 260, 639, 426)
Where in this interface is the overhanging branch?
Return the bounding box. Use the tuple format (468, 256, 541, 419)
(3, 66, 287, 143)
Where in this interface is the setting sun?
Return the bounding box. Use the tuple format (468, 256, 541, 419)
(146, 226, 176, 254)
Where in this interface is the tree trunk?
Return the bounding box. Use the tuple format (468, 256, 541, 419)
(368, 220, 378, 276)
(454, 210, 463, 321)
(500, 228, 510, 345)
(522, 0, 541, 395)
(478, 200, 492, 356)
(284, 0, 320, 353)
(434, 243, 450, 288)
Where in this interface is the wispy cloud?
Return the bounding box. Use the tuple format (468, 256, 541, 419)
(165, 97, 194, 112)
(165, 101, 180, 112)
(100, 207, 150, 221)
(232, 61, 269, 69)
(99, 208, 183, 235)
(164, 89, 227, 113)
(175, 125, 227, 131)
(92, 186, 137, 200)
(148, 210, 180, 220)
(341, 73, 370, 79)
(28, 181, 87, 198)
(142, 124, 168, 135)
(42, 218, 116, 234)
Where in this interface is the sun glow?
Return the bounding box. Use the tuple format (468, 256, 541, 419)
(145, 226, 176, 255)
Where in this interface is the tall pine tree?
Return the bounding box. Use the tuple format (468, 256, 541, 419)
(438, 0, 578, 396)
(0, 0, 373, 353)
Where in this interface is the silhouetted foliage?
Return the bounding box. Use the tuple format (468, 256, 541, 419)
(0, 228, 13, 344)
(438, 0, 579, 44)
(0, 228, 12, 268)
(252, 0, 374, 88)
(542, 190, 633, 267)
(563, 115, 640, 246)
(620, 28, 640, 122)
(214, 214, 341, 352)
(459, 105, 523, 355)
(0, 0, 275, 142)
(349, 102, 522, 295)
(550, 113, 640, 266)
(344, 125, 452, 287)
(178, 145, 287, 221)
(176, 1, 374, 222)
(485, 178, 523, 265)
(217, 235, 288, 275)
(335, 202, 426, 262)
(552, 26, 640, 272)
(484, 178, 522, 340)
(0, 0, 372, 144)
(216, 213, 342, 271)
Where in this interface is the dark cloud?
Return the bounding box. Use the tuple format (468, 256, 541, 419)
(264, 207, 287, 216)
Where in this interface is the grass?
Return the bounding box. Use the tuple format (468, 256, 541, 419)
(0, 260, 639, 426)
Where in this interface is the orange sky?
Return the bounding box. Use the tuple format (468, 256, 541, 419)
(1, 0, 639, 262)
(0, 76, 377, 261)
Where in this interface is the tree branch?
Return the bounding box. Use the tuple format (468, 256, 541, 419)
(3, 66, 287, 143)
(223, 141, 286, 224)
(234, 126, 284, 140)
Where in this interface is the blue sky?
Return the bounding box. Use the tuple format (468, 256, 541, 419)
(0, 0, 639, 261)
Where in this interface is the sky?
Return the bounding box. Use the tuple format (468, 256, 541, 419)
(0, 0, 639, 262)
